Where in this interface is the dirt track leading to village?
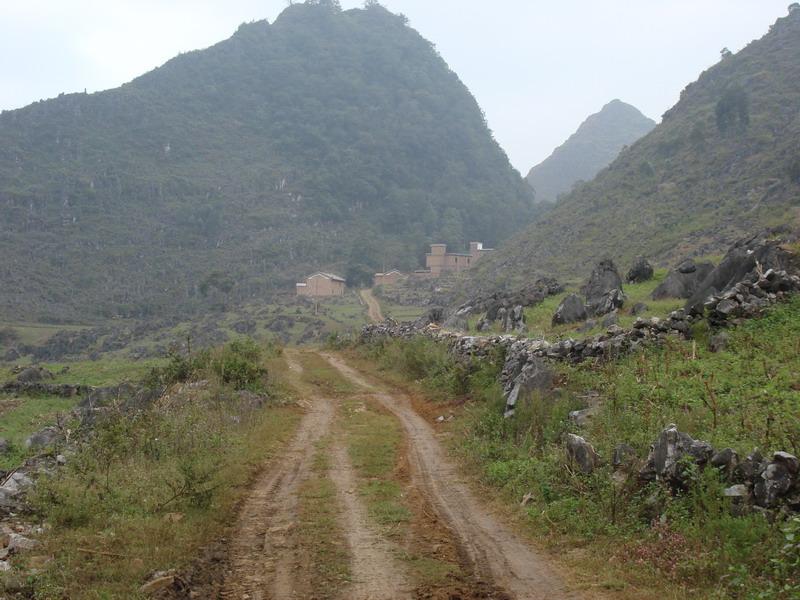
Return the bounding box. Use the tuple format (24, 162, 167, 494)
(216, 350, 587, 600)
(360, 288, 385, 323)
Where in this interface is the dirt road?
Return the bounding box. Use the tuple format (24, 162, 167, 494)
(323, 353, 580, 600)
(360, 288, 384, 323)
(214, 350, 586, 600)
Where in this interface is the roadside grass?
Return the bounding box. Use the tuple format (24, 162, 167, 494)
(6, 344, 302, 599)
(295, 437, 352, 598)
(354, 296, 800, 599)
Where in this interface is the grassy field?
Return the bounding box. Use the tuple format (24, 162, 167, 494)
(379, 301, 426, 323)
(355, 296, 800, 599)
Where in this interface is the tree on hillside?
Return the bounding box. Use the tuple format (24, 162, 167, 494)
(715, 85, 750, 134)
(720, 47, 733, 60)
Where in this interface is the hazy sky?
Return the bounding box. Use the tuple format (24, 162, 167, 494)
(0, 1, 791, 172)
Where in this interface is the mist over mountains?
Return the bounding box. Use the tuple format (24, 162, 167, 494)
(525, 100, 655, 204)
(475, 10, 800, 289)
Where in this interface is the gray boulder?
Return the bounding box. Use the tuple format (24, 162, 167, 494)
(25, 427, 60, 451)
(552, 294, 587, 325)
(503, 357, 553, 418)
(631, 302, 649, 315)
(565, 433, 599, 474)
(0, 439, 9, 455)
(582, 259, 624, 315)
(754, 452, 799, 508)
(652, 259, 715, 300)
(15, 367, 53, 384)
(612, 443, 637, 468)
(640, 425, 714, 487)
(709, 331, 730, 353)
(711, 448, 739, 477)
(601, 310, 619, 328)
(627, 257, 654, 283)
(592, 289, 625, 316)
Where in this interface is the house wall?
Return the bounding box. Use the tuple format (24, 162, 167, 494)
(297, 275, 345, 297)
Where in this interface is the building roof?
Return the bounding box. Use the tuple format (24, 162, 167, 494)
(375, 270, 403, 277)
(305, 272, 346, 283)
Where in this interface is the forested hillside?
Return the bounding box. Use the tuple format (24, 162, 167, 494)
(525, 99, 655, 204)
(476, 10, 800, 289)
(0, 1, 534, 322)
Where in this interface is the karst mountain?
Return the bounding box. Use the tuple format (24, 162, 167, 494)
(525, 99, 655, 204)
(0, 2, 534, 321)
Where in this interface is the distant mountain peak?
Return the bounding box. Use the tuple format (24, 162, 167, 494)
(526, 100, 655, 204)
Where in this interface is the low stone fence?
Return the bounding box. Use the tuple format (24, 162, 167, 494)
(361, 267, 799, 417)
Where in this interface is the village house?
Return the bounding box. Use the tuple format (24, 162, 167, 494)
(423, 242, 493, 276)
(296, 272, 346, 297)
(373, 270, 404, 287)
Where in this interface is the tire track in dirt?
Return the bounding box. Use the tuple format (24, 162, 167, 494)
(322, 353, 584, 600)
(329, 442, 413, 600)
(220, 357, 334, 600)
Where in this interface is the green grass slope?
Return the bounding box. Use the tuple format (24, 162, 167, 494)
(477, 10, 800, 291)
(0, 2, 534, 323)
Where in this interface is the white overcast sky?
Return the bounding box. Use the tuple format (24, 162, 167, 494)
(0, 1, 791, 172)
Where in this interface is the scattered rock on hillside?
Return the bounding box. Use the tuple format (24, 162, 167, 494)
(565, 433, 599, 474)
(25, 427, 60, 451)
(502, 354, 553, 418)
(632, 302, 649, 315)
(627, 256, 654, 283)
(711, 448, 739, 477)
(552, 294, 587, 325)
(640, 424, 713, 488)
(651, 259, 715, 300)
(15, 367, 54, 384)
(754, 452, 800, 508)
(613, 443, 637, 468)
(709, 331, 729, 352)
(0, 439, 9, 455)
(601, 311, 619, 328)
(582, 259, 625, 315)
(687, 228, 798, 311)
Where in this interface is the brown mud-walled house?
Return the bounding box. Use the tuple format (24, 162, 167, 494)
(296, 272, 346, 297)
(373, 270, 404, 287)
